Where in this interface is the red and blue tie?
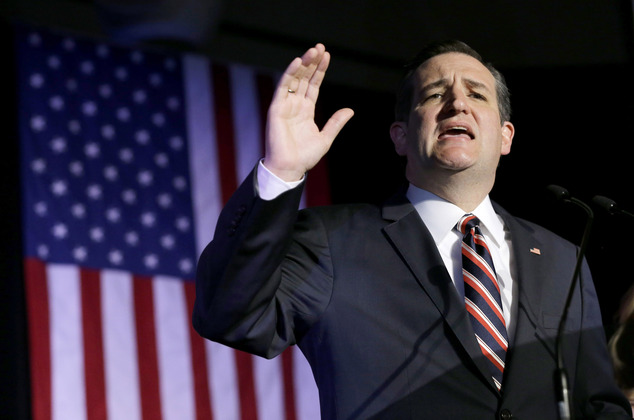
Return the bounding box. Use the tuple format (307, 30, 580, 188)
(458, 214, 508, 390)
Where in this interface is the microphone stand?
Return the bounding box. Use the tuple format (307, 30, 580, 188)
(547, 185, 595, 420)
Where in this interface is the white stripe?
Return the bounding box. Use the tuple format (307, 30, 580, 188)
(183, 53, 222, 256)
(462, 243, 497, 281)
(154, 276, 195, 420)
(230, 63, 264, 183)
(465, 299, 508, 349)
(48, 264, 86, 420)
(254, 356, 284, 420)
(101, 269, 142, 420)
(293, 347, 321, 420)
(207, 341, 240, 419)
(475, 335, 505, 369)
(463, 270, 504, 318)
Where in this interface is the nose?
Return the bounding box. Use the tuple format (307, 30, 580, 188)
(442, 88, 469, 115)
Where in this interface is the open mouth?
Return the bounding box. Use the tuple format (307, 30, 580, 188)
(439, 125, 475, 140)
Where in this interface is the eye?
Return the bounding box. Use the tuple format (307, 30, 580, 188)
(469, 92, 487, 100)
(424, 93, 443, 102)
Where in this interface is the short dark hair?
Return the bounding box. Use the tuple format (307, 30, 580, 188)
(394, 40, 511, 124)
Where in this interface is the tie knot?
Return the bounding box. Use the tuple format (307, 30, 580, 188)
(458, 213, 480, 235)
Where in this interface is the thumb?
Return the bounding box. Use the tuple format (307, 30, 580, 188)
(321, 108, 354, 142)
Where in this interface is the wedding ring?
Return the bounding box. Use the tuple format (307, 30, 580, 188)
(287, 88, 295, 93)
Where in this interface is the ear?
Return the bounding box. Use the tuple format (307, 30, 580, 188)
(500, 121, 514, 156)
(390, 121, 409, 156)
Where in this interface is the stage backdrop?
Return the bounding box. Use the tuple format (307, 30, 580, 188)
(16, 24, 327, 420)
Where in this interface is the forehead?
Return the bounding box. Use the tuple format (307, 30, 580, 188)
(414, 52, 496, 90)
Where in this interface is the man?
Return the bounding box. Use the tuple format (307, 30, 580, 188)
(193, 41, 631, 419)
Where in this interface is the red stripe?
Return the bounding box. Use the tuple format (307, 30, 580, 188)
(133, 275, 163, 420)
(212, 63, 238, 205)
(281, 349, 297, 420)
(477, 341, 505, 372)
(462, 245, 498, 292)
(80, 268, 107, 420)
(184, 281, 214, 420)
(24, 258, 51, 420)
(465, 302, 508, 350)
(212, 62, 259, 419)
(256, 73, 275, 153)
(463, 273, 505, 324)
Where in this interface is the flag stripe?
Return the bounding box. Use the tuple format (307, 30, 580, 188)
(133, 276, 163, 420)
(25, 258, 52, 420)
(80, 268, 107, 420)
(184, 282, 214, 420)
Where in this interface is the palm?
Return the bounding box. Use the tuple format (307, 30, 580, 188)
(264, 44, 354, 182)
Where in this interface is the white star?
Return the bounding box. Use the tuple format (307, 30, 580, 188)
(66, 78, 78, 92)
(109, 249, 124, 265)
(37, 244, 49, 259)
(173, 176, 187, 191)
(131, 51, 144, 64)
(115, 66, 128, 81)
(51, 179, 68, 196)
(47, 55, 61, 69)
(49, 95, 64, 111)
(30, 115, 46, 132)
(73, 247, 88, 261)
(164, 58, 176, 71)
(90, 227, 105, 242)
(137, 170, 153, 187)
(169, 136, 184, 151)
(96, 44, 110, 58)
(30, 73, 45, 88)
(160, 234, 175, 249)
(140, 212, 156, 227)
(105, 207, 121, 223)
(175, 216, 190, 232)
(28, 32, 42, 47)
(34, 201, 48, 216)
(125, 231, 139, 246)
(119, 148, 134, 163)
(121, 189, 137, 204)
(84, 142, 100, 158)
(50, 137, 67, 153)
(80, 60, 94, 75)
(166, 97, 180, 111)
(154, 153, 169, 168)
(69, 161, 84, 176)
(52, 223, 68, 239)
(101, 124, 115, 140)
(86, 184, 103, 200)
(116, 107, 131, 122)
(179, 258, 194, 273)
(152, 113, 165, 127)
(135, 130, 150, 145)
(82, 101, 98, 117)
(103, 165, 118, 181)
(31, 158, 47, 174)
(71, 203, 86, 218)
(157, 193, 172, 208)
(99, 84, 112, 98)
(62, 37, 76, 51)
(149, 73, 162, 87)
(144, 254, 159, 269)
(132, 89, 147, 104)
(68, 120, 81, 134)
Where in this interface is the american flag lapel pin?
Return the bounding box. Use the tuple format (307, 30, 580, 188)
(530, 247, 541, 255)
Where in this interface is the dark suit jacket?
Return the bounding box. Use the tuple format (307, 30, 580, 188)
(193, 170, 631, 419)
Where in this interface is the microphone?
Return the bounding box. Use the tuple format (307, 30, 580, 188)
(592, 195, 634, 219)
(547, 185, 595, 420)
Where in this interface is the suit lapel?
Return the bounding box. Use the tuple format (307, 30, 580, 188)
(382, 193, 500, 392)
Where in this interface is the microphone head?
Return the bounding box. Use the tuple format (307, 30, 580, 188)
(592, 195, 619, 215)
(547, 185, 571, 202)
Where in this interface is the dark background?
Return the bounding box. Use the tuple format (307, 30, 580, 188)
(2, 1, 634, 418)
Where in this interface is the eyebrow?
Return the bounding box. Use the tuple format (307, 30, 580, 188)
(420, 78, 492, 94)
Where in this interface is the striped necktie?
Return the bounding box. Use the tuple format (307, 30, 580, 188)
(458, 214, 508, 391)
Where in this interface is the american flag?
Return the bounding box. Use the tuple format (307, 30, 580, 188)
(17, 24, 324, 420)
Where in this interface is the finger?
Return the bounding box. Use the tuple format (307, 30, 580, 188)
(305, 50, 330, 103)
(295, 44, 326, 96)
(321, 108, 355, 141)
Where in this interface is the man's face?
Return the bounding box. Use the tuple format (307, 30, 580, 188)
(390, 52, 514, 184)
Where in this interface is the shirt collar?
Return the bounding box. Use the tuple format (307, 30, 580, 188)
(405, 184, 505, 249)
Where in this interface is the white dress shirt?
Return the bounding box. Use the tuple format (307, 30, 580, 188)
(256, 161, 518, 339)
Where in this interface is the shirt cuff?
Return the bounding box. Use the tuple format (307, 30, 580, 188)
(256, 160, 304, 201)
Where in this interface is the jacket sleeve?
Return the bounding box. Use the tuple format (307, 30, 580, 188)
(192, 168, 333, 359)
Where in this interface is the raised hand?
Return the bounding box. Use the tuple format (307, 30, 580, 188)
(263, 43, 354, 182)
